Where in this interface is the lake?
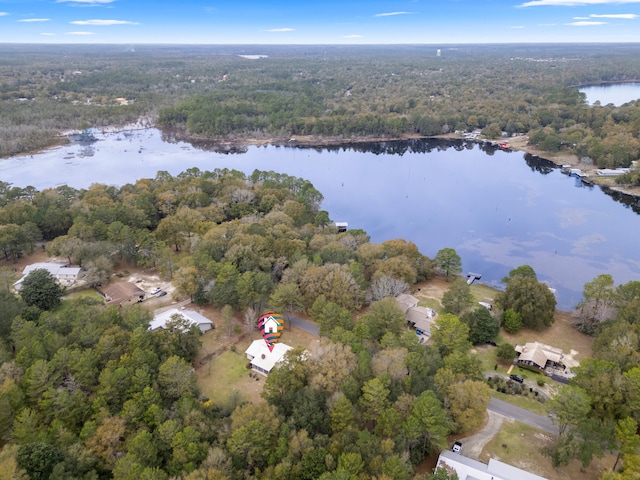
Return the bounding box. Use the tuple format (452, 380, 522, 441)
(2, 127, 640, 311)
(580, 82, 640, 106)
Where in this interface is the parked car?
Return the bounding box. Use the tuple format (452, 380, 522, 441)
(510, 374, 524, 383)
(154, 290, 167, 297)
(452, 441, 462, 453)
(150, 287, 161, 295)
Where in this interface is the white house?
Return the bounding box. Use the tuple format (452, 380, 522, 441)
(150, 308, 213, 333)
(435, 450, 549, 480)
(245, 339, 293, 376)
(13, 262, 81, 291)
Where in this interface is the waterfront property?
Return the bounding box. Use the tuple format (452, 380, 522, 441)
(514, 341, 578, 377)
(396, 293, 437, 338)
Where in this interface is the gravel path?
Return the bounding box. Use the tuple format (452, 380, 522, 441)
(457, 410, 511, 459)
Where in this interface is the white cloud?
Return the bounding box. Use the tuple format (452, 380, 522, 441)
(70, 19, 138, 25)
(262, 28, 294, 32)
(520, 0, 640, 6)
(66, 31, 96, 35)
(40, 33, 56, 36)
(510, 25, 526, 28)
(591, 13, 638, 18)
(19, 18, 51, 23)
(0, 12, 8, 17)
(573, 16, 590, 18)
(565, 20, 607, 25)
(374, 11, 414, 17)
(344, 34, 363, 38)
(57, 0, 115, 4)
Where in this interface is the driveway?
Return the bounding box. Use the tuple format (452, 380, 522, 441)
(287, 312, 319, 336)
(456, 397, 558, 460)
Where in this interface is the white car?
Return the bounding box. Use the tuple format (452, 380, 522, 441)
(150, 287, 161, 295)
(452, 441, 462, 454)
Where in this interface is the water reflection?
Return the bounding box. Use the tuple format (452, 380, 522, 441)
(1, 127, 640, 310)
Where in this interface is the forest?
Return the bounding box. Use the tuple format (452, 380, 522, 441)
(2, 44, 640, 176)
(0, 168, 639, 479)
(2, 42, 640, 479)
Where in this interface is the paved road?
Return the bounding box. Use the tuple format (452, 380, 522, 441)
(287, 313, 320, 336)
(488, 397, 558, 435)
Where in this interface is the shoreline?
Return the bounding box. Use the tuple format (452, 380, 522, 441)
(5, 124, 639, 200)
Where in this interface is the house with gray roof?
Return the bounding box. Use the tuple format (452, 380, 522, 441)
(150, 308, 213, 333)
(13, 262, 81, 291)
(396, 293, 437, 338)
(435, 450, 549, 480)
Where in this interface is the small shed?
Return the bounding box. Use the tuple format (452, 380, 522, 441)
(335, 222, 348, 233)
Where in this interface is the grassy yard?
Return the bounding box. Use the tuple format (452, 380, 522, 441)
(196, 349, 262, 409)
(195, 325, 319, 409)
(482, 421, 616, 480)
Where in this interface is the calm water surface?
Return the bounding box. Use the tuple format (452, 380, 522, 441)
(2, 127, 640, 311)
(580, 83, 640, 106)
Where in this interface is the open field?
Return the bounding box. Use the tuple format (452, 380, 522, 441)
(481, 421, 616, 480)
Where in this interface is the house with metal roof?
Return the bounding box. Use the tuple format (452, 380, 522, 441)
(514, 341, 578, 375)
(150, 308, 213, 333)
(435, 450, 549, 480)
(13, 262, 81, 291)
(245, 339, 293, 376)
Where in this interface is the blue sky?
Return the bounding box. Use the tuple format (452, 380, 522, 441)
(0, 0, 639, 44)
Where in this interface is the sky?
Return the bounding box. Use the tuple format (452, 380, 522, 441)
(0, 0, 639, 44)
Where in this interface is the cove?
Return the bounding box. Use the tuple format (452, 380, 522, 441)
(1, 127, 640, 311)
(580, 82, 640, 106)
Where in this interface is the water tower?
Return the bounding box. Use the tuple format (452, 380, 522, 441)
(436, 49, 441, 57)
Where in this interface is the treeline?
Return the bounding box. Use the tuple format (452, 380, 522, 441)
(3, 44, 640, 167)
(545, 273, 640, 477)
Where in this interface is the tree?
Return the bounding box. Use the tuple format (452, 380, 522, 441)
(496, 275, 556, 330)
(496, 343, 517, 362)
(359, 377, 390, 428)
(369, 274, 409, 301)
(502, 308, 522, 334)
(442, 278, 474, 315)
(360, 297, 406, 342)
(447, 380, 492, 433)
(83, 255, 113, 287)
(16, 443, 63, 480)
(434, 248, 462, 281)
(19, 268, 65, 311)
(157, 355, 198, 401)
(576, 274, 616, 335)
(461, 307, 500, 344)
(269, 282, 304, 322)
(222, 305, 234, 337)
(403, 390, 448, 459)
(430, 313, 471, 357)
(501, 264, 537, 284)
